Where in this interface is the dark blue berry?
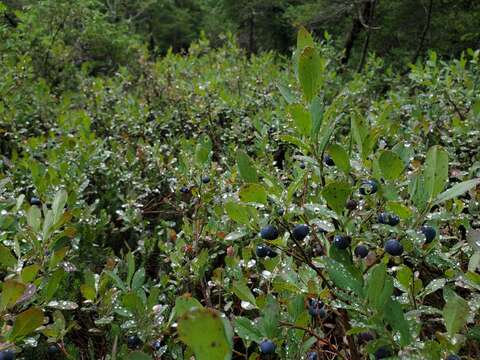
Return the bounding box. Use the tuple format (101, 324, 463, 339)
(260, 225, 279, 240)
(346, 199, 357, 210)
(259, 340, 275, 354)
(374, 347, 391, 359)
(127, 335, 142, 349)
(308, 299, 326, 318)
(299, 162, 306, 169)
(388, 214, 400, 226)
(277, 208, 285, 216)
(201, 176, 210, 184)
(354, 245, 369, 258)
(152, 340, 162, 351)
(333, 235, 351, 250)
(0, 350, 15, 360)
(421, 225, 436, 243)
(384, 239, 403, 256)
(377, 212, 390, 224)
(292, 224, 309, 241)
(324, 155, 335, 166)
(30, 197, 41, 206)
(256, 245, 276, 258)
(47, 344, 59, 355)
(180, 187, 189, 194)
(357, 332, 374, 343)
(359, 180, 378, 195)
(307, 352, 318, 360)
(446, 355, 460, 360)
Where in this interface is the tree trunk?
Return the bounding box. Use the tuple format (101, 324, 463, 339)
(341, 0, 373, 65)
(357, 0, 378, 72)
(411, 0, 434, 64)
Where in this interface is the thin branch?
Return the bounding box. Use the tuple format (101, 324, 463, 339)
(411, 0, 434, 64)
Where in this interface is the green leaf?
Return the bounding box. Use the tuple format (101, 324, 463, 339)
(43, 269, 66, 302)
(287, 104, 312, 136)
(434, 178, 480, 205)
(80, 284, 96, 301)
(127, 351, 152, 360)
(392, 142, 415, 166)
(0, 280, 26, 311)
(236, 150, 258, 183)
(27, 205, 42, 232)
(310, 96, 323, 138)
(298, 47, 322, 103)
(21, 264, 40, 283)
(234, 317, 263, 343)
(297, 26, 315, 51)
(424, 145, 449, 200)
(385, 201, 412, 219)
(126, 252, 135, 288)
(52, 189, 67, 224)
(9, 307, 44, 341)
(276, 83, 295, 104)
(239, 184, 268, 204)
(224, 201, 256, 225)
(384, 299, 412, 346)
(324, 258, 363, 296)
(0, 244, 16, 268)
(178, 308, 232, 360)
(174, 295, 204, 319)
(232, 281, 257, 307)
(195, 136, 212, 167)
(322, 181, 351, 215)
(258, 295, 281, 339)
(409, 173, 430, 211)
(131, 268, 145, 291)
(326, 144, 350, 173)
(443, 291, 469, 336)
(122, 292, 144, 314)
(106, 271, 127, 292)
(366, 264, 393, 312)
(378, 150, 405, 180)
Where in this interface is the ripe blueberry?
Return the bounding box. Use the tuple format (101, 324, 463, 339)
(0, 350, 15, 360)
(384, 239, 403, 256)
(180, 187, 189, 194)
(277, 208, 285, 216)
(292, 224, 309, 241)
(359, 180, 378, 195)
(47, 344, 59, 355)
(346, 199, 357, 210)
(388, 214, 400, 226)
(421, 225, 436, 243)
(378, 213, 400, 226)
(256, 245, 277, 258)
(324, 155, 335, 166)
(307, 352, 318, 360)
(308, 299, 326, 318)
(260, 225, 279, 240)
(333, 235, 351, 250)
(127, 335, 142, 349)
(357, 332, 374, 343)
(30, 197, 41, 206)
(374, 347, 391, 359)
(299, 162, 306, 169)
(377, 212, 390, 224)
(152, 340, 162, 351)
(259, 340, 276, 354)
(201, 176, 210, 184)
(446, 355, 460, 360)
(354, 245, 369, 258)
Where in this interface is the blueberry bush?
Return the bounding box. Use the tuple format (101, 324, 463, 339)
(1, 17, 480, 360)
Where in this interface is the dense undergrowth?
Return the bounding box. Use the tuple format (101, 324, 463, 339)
(1, 12, 480, 360)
